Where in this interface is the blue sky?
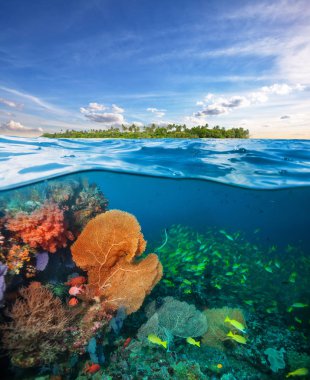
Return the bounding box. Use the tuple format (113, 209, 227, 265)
(0, 0, 309, 138)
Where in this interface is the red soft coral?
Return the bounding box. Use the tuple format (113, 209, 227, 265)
(6, 202, 74, 253)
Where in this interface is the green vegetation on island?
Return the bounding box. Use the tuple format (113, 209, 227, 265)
(42, 123, 250, 138)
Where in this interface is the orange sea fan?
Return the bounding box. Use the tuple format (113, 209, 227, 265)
(6, 202, 74, 253)
(71, 210, 162, 314)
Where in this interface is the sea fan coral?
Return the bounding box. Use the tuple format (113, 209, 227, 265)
(71, 210, 162, 314)
(6, 201, 74, 253)
(1, 282, 71, 367)
(202, 307, 246, 350)
(138, 297, 208, 341)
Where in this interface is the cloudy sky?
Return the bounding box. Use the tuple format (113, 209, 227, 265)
(0, 0, 309, 138)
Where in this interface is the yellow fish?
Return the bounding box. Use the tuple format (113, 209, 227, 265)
(286, 368, 309, 377)
(186, 337, 200, 347)
(224, 316, 246, 333)
(226, 331, 247, 344)
(147, 334, 167, 349)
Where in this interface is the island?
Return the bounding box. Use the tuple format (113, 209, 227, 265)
(43, 124, 249, 139)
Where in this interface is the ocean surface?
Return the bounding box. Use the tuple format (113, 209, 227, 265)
(0, 137, 309, 379)
(1, 136, 310, 190)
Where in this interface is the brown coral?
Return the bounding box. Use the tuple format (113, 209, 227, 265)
(202, 307, 246, 350)
(71, 210, 162, 314)
(1, 282, 71, 367)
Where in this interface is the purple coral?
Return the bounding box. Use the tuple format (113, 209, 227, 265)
(36, 252, 49, 271)
(0, 262, 7, 302)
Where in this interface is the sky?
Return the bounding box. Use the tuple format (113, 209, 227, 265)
(0, 0, 309, 138)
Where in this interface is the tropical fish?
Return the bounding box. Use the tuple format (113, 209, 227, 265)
(69, 285, 84, 296)
(286, 368, 309, 377)
(219, 230, 234, 241)
(183, 289, 192, 294)
(264, 266, 273, 273)
(147, 334, 167, 349)
(226, 331, 247, 344)
(224, 317, 246, 333)
(288, 272, 297, 283)
(68, 297, 78, 307)
(65, 276, 87, 287)
(84, 363, 101, 374)
(266, 307, 277, 314)
(288, 303, 309, 312)
(123, 337, 132, 349)
(186, 337, 200, 347)
(291, 303, 308, 308)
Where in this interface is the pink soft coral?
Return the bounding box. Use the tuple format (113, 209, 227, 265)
(6, 202, 74, 253)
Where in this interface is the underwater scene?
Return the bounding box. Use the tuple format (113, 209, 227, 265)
(0, 138, 310, 380)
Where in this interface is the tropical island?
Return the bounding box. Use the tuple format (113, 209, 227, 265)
(43, 124, 249, 139)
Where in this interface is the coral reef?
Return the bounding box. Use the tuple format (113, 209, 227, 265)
(71, 210, 163, 314)
(5, 244, 30, 274)
(0, 262, 7, 302)
(70, 297, 116, 354)
(202, 307, 246, 350)
(0, 177, 309, 380)
(138, 296, 208, 344)
(35, 251, 49, 271)
(6, 201, 74, 253)
(264, 347, 286, 372)
(1, 282, 71, 367)
(71, 180, 109, 229)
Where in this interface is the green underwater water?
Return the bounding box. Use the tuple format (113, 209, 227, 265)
(0, 172, 309, 380)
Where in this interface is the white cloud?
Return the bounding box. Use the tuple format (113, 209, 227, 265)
(0, 120, 43, 137)
(85, 112, 124, 124)
(225, 0, 310, 21)
(194, 83, 305, 117)
(196, 105, 228, 116)
(146, 107, 166, 118)
(0, 86, 66, 114)
(88, 102, 107, 111)
(0, 97, 22, 109)
(111, 104, 125, 113)
(196, 101, 204, 106)
(80, 102, 126, 126)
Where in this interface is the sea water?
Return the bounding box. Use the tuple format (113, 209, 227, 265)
(0, 137, 309, 379)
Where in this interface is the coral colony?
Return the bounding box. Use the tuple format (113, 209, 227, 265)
(0, 178, 309, 379)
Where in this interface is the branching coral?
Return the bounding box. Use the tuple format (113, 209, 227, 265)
(71, 210, 162, 314)
(6, 201, 74, 253)
(1, 282, 71, 367)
